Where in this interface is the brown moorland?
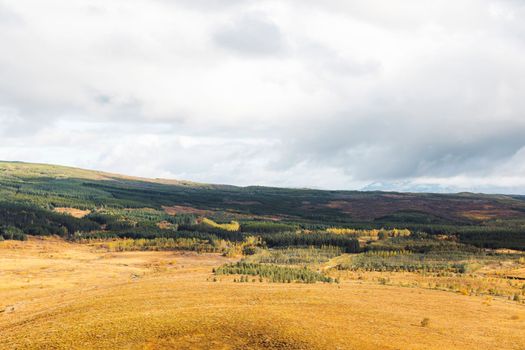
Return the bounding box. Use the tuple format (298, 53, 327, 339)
(1, 237, 525, 350)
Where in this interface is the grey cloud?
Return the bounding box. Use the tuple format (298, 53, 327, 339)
(323, 56, 380, 77)
(88, 92, 144, 119)
(0, 2, 21, 24)
(213, 14, 284, 55)
(273, 112, 525, 182)
(0, 107, 50, 137)
(265, 35, 525, 183)
(2, 0, 525, 193)
(300, 42, 381, 78)
(95, 94, 112, 105)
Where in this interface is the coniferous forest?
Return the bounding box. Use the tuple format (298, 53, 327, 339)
(1, 161, 525, 251)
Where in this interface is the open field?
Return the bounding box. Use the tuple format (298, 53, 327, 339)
(2, 162, 525, 349)
(1, 237, 525, 350)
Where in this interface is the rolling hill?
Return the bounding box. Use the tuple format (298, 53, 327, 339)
(2, 160, 525, 221)
(2, 161, 525, 350)
(1, 160, 525, 249)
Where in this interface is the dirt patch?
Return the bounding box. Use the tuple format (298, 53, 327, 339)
(162, 205, 211, 216)
(156, 221, 174, 229)
(318, 195, 525, 221)
(460, 209, 520, 221)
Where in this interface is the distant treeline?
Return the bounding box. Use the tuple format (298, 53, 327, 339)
(1, 199, 525, 252)
(390, 224, 525, 250)
(240, 221, 299, 233)
(457, 228, 525, 251)
(262, 232, 360, 253)
(0, 202, 99, 237)
(86, 210, 195, 230)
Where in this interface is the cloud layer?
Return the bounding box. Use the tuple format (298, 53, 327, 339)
(1, 0, 525, 193)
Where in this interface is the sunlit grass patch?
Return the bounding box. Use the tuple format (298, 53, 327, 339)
(201, 218, 240, 231)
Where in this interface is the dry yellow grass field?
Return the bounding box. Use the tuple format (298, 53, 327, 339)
(52, 207, 91, 218)
(1, 237, 525, 350)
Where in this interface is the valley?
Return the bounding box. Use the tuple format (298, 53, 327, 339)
(1, 161, 525, 349)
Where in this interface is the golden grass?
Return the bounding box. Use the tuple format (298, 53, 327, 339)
(53, 207, 91, 218)
(201, 218, 240, 232)
(1, 237, 525, 349)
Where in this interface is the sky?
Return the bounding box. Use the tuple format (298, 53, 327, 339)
(1, 0, 525, 193)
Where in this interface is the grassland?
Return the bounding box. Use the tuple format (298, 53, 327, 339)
(3, 161, 525, 349)
(1, 237, 525, 350)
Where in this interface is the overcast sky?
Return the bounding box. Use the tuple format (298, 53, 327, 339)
(1, 1, 525, 193)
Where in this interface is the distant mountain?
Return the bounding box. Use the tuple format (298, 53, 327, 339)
(361, 180, 525, 195)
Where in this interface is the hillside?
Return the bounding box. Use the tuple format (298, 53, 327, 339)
(2, 161, 525, 349)
(2, 160, 525, 222)
(1, 161, 525, 249)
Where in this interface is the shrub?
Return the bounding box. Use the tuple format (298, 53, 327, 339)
(0, 226, 27, 241)
(242, 245, 258, 255)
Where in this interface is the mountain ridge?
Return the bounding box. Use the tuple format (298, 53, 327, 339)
(2, 159, 521, 197)
(2, 160, 525, 226)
